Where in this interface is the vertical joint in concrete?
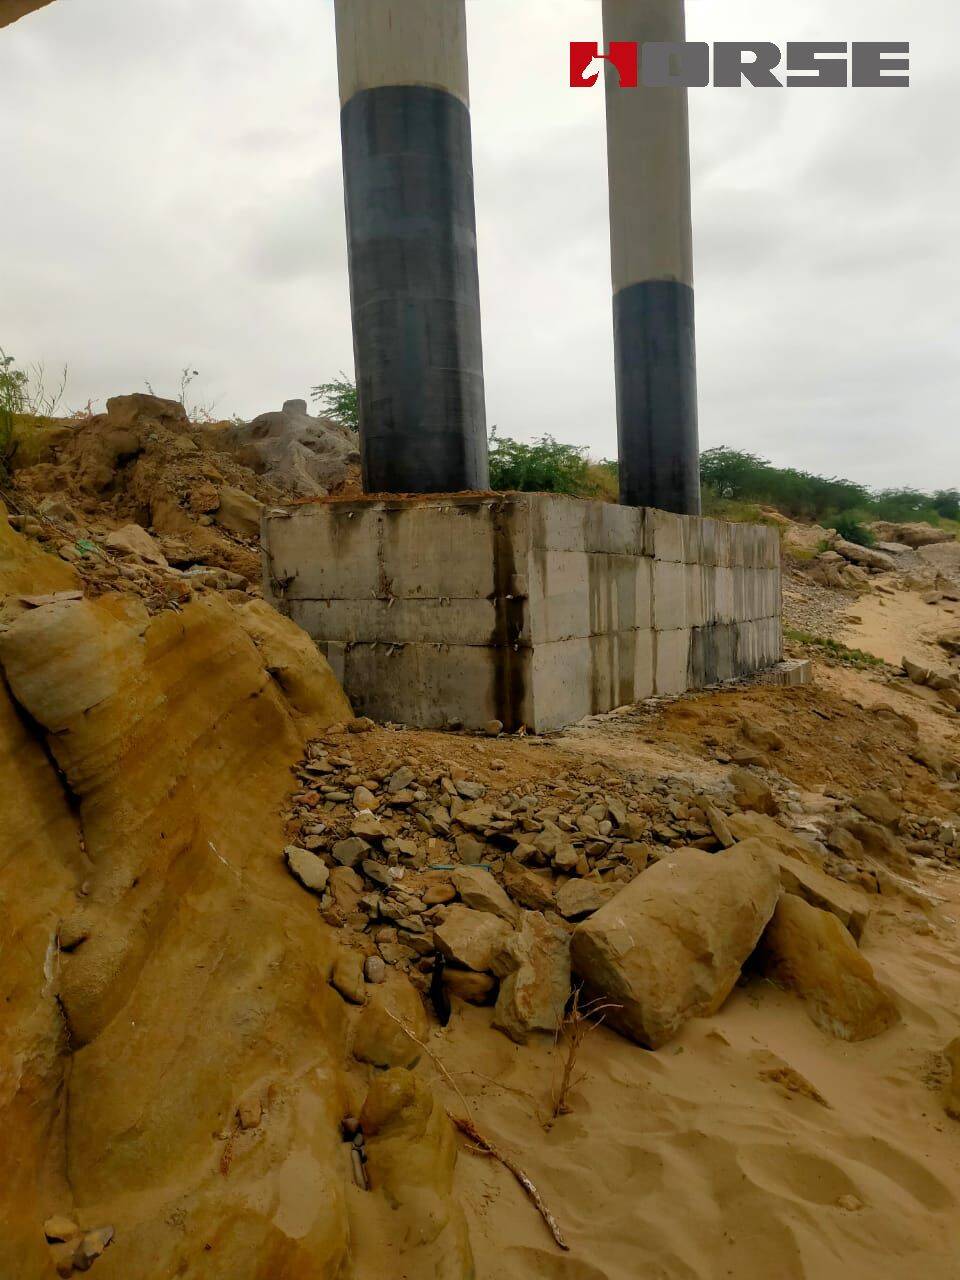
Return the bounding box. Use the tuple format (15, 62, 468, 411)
(602, 0, 701, 516)
(335, 0, 489, 494)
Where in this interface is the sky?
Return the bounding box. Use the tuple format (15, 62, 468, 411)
(1, 0, 957, 492)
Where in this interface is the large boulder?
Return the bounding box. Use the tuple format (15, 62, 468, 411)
(729, 769, 779, 815)
(223, 399, 360, 496)
(104, 523, 168, 566)
(870, 521, 954, 549)
(449, 866, 519, 925)
(360, 1070, 473, 1276)
(758, 894, 899, 1041)
(834, 538, 897, 572)
(0, 583, 365, 1277)
(571, 843, 780, 1048)
(725, 812, 824, 865)
(492, 911, 571, 1044)
(0, 499, 80, 597)
(730, 836, 870, 941)
(214, 485, 264, 539)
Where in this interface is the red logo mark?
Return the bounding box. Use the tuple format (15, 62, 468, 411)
(570, 41, 640, 88)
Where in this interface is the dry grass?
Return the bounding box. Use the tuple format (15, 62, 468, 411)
(548, 988, 619, 1124)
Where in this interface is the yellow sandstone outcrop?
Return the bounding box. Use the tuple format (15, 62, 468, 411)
(0, 506, 467, 1279)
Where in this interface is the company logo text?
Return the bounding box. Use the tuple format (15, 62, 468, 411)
(570, 42, 910, 89)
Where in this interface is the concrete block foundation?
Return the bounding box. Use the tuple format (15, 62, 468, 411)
(262, 493, 782, 732)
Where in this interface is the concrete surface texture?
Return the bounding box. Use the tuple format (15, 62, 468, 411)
(262, 493, 781, 732)
(334, 0, 470, 105)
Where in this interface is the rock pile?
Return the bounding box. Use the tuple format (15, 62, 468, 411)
(279, 719, 956, 1050)
(6, 392, 361, 612)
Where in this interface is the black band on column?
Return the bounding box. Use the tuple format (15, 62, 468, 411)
(341, 84, 489, 494)
(613, 279, 700, 515)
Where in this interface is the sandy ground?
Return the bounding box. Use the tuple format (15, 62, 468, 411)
(434, 866, 960, 1280)
(340, 613, 960, 1280)
(333, 581, 960, 1280)
(839, 579, 959, 670)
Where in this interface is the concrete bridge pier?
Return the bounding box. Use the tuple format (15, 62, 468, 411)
(334, 0, 489, 495)
(603, 0, 701, 516)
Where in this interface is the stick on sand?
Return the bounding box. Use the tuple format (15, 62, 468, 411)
(382, 1010, 569, 1251)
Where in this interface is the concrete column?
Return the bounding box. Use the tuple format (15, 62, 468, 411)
(603, 0, 701, 515)
(334, 0, 489, 494)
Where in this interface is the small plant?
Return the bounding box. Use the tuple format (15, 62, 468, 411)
(0, 350, 27, 481)
(311, 374, 359, 431)
(548, 988, 617, 1124)
(144, 365, 218, 421)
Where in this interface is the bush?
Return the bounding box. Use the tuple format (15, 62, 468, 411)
(311, 374, 359, 431)
(488, 430, 592, 495)
(700, 446, 955, 531)
(0, 350, 28, 481)
(831, 514, 875, 546)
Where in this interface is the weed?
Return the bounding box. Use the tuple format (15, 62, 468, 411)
(548, 988, 618, 1124)
(832, 514, 875, 547)
(783, 628, 885, 670)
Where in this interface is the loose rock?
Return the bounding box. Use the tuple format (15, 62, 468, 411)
(284, 845, 329, 895)
(555, 878, 605, 921)
(571, 842, 780, 1048)
(433, 905, 514, 973)
(353, 977, 429, 1069)
(450, 866, 519, 924)
(492, 911, 571, 1044)
(757, 894, 900, 1041)
(332, 950, 367, 1004)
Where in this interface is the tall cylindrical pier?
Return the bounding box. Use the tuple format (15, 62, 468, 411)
(334, 0, 489, 494)
(602, 0, 701, 515)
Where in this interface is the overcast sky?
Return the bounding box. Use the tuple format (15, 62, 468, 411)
(1, 0, 957, 490)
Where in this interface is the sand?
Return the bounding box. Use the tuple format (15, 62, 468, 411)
(839, 581, 959, 671)
(340, 577, 960, 1280)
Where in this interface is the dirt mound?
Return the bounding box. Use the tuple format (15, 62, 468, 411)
(9, 394, 282, 582)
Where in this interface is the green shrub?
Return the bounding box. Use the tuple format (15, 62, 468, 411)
(831, 514, 875, 546)
(783, 628, 885, 670)
(700, 446, 955, 532)
(0, 350, 28, 481)
(488, 430, 592, 495)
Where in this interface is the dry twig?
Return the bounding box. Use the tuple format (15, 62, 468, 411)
(450, 1114, 569, 1252)
(383, 1010, 568, 1250)
(382, 1009, 473, 1117)
(549, 988, 619, 1124)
